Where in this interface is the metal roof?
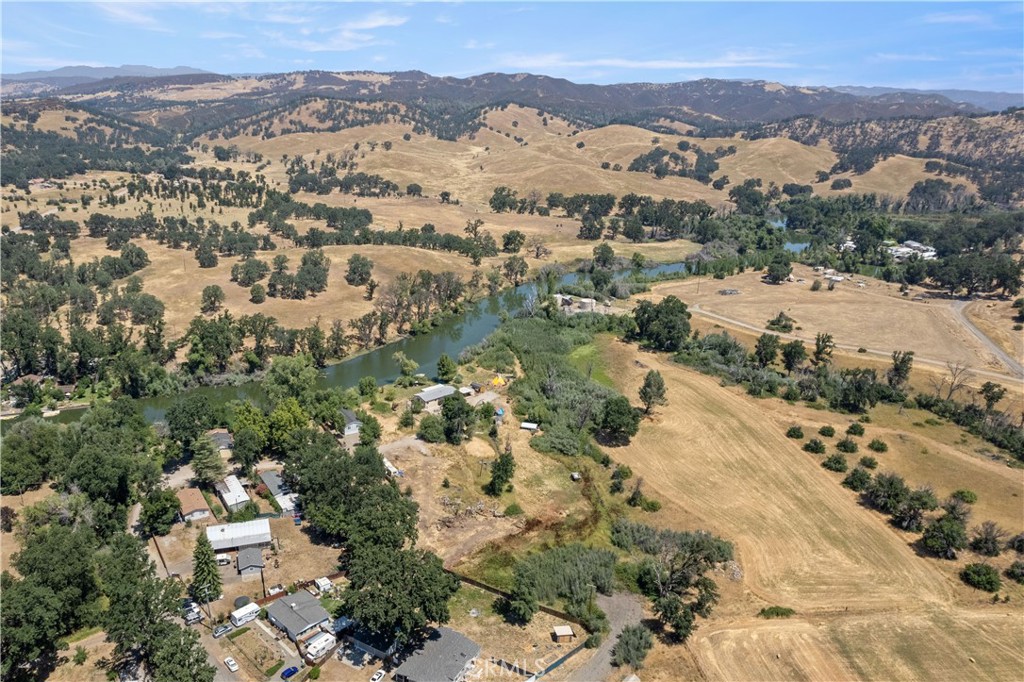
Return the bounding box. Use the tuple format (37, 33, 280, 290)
(206, 519, 271, 551)
(413, 384, 457, 403)
(392, 627, 480, 682)
(339, 408, 361, 426)
(237, 547, 264, 571)
(260, 470, 290, 498)
(216, 475, 250, 508)
(267, 590, 330, 641)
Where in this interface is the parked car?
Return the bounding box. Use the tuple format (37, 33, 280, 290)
(280, 667, 299, 680)
(370, 670, 386, 682)
(212, 624, 233, 639)
(184, 611, 203, 625)
(223, 658, 239, 673)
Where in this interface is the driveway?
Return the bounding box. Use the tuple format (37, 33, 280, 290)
(569, 592, 645, 682)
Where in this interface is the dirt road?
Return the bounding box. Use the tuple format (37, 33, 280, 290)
(951, 300, 1023, 378)
(568, 593, 645, 682)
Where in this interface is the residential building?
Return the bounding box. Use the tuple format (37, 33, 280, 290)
(236, 547, 264, 576)
(339, 408, 363, 437)
(215, 475, 250, 513)
(412, 384, 457, 407)
(266, 590, 331, 642)
(392, 627, 481, 682)
(206, 519, 272, 552)
(206, 428, 234, 451)
(260, 470, 298, 513)
(176, 487, 212, 523)
(346, 626, 400, 660)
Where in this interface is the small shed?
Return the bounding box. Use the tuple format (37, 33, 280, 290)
(521, 422, 539, 432)
(458, 387, 475, 397)
(237, 547, 264, 576)
(552, 625, 575, 643)
(470, 382, 484, 393)
(314, 577, 332, 594)
(570, 472, 582, 482)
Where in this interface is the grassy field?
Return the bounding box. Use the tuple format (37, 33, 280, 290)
(595, 336, 1024, 681)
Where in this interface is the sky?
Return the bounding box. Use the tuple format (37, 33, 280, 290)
(2, 2, 1022, 93)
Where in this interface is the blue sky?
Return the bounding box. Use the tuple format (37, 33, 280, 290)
(3, 2, 1022, 92)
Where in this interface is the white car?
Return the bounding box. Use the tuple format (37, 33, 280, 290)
(370, 670, 386, 682)
(224, 657, 239, 673)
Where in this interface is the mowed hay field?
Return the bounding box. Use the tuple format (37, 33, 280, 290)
(596, 338, 1024, 681)
(642, 264, 1019, 378)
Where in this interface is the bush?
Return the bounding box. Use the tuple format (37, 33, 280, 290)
(1008, 533, 1024, 553)
(504, 503, 524, 516)
(822, 453, 848, 472)
(842, 467, 872, 491)
(836, 437, 858, 453)
(786, 426, 804, 439)
(867, 439, 888, 453)
(810, 279, 822, 291)
(803, 438, 826, 454)
(227, 626, 250, 640)
(1005, 561, 1024, 584)
(951, 489, 978, 504)
(308, 667, 321, 680)
(417, 414, 445, 443)
(640, 498, 662, 513)
(960, 563, 1001, 592)
(265, 661, 285, 676)
(818, 425, 835, 437)
(398, 409, 415, 429)
(846, 423, 865, 436)
(584, 633, 603, 649)
(757, 606, 795, 619)
(859, 456, 879, 469)
(73, 646, 88, 665)
(611, 624, 652, 669)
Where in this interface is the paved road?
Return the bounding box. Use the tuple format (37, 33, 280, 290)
(951, 300, 1023, 378)
(569, 592, 645, 682)
(690, 303, 1021, 382)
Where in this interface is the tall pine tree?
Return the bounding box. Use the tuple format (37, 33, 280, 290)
(189, 534, 221, 604)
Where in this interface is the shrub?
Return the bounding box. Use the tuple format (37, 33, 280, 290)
(960, 563, 1001, 592)
(803, 439, 826, 454)
(842, 467, 872, 491)
(859, 456, 879, 469)
(1005, 561, 1024, 584)
(611, 624, 652, 669)
(846, 423, 865, 436)
(398, 409, 415, 429)
(818, 425, 835, 437)
(836, 437, 858, 453)
(867, 439, 888, 453)
(822, 454, 848, 472)
(73, 646, 88, 665)
(417, 414, 445, 443)
(951, 489, 978, 504)
(785, 426, 804, 439)
(757, 606, 795, 619)
(640, 498, 662, 513)
(504, 503, 524, 516)
(810, 279, 822, 291)
(265, 661, 285, 676)
(1008, 533, 1024, 553)
(308, 667, 321, 680)
(227, 626, 250, 640)
(584, 633, 603, 649)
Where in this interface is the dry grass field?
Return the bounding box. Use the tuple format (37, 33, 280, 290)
(596, 336, 1024, 681)
(642, 264, 1020, 379)
(964, 298, 1024, 366)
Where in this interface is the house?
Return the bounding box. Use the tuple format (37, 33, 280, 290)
(458, 387, 475, 397)
(236, 547, 264, 576)
(412, 384, 457, 407)
(346, 626, 400, 660)
(392, 627, 481, 682)
(207, 428, 234, 452)
(339, 408, 362, 437)
(206, 519, 272, 553)
(215, 475, 250, 513)
(176, 487, 212, 523)
(266, 590, 331, 642)
(552, 625, 575, 643)
(260, 470, 298, 513)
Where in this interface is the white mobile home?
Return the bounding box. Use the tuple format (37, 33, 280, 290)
(215, 475, 250, 513)
(230, 603, 260, 627)
(206, 519, 272, 552)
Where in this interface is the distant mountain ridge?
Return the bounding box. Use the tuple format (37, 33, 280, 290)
(834, 86, 1022, 113)
(3, 64, 212, 81)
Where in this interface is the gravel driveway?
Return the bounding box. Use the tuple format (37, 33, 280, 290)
(569, 592, 645, 682)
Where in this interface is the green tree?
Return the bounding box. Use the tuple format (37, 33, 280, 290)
(0, 571, 65, 680)
(764, 252, 792, 284)
(189, 437, 225, 488)
(502, 256, 528, 286)
(140, 488, 182, 537)
(781, 340, 807, 374)
(249, 283, 266, 304)
(812, 332, 834, 366)
(345, 254, 374, 286)
(189, 534, 221, 604)
(436, 353, 458, 383)
(960, 563, 1001, 592)
(611, 624, 653, 670)
(886, 350, 915, 390)
(754, 333, 780, 368)
(486, 443, 516, 496)
(359, 414, 382, 446)
(231, 428, 263, 474)
(342, 547, 459, 642)
(268, 398, 309, 455)
(406, 183, 423, 197)
(593, 242, 615, 268)
(978, 382, 1007, 412)
(441, 394, 475, 445)
(200, 285, 225, 314)
(638, 370, 667, 414)
(601, 395, 640, 443)
(417, 414, 445, 443)
(633, 296, 691, 351)
(166, 394, 213, 449)
(150, 624, 216, 682)
(393, 351, 419, 379)
(653, 593, 695, 643)
(264, 354, 319, 406)
(922, 515, 968, 559)
(502, 230, 526, 253)
(970, 521, 1007, 557)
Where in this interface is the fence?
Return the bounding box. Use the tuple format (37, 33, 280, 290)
(254, 570, 346, 606)
(527, 641, 587, 681)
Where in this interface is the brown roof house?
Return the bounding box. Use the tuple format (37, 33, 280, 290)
(176, 488, 212, 523)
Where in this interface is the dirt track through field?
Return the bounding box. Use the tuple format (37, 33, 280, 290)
(598, 340, 1024, 681)
(950, 300, 1024, 377)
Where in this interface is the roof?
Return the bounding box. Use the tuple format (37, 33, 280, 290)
(206, 519, 271, 551)
(339, 408, 361, 426)
(413, 384, 457, 403)
(349, 626, 399, 656)
(216, 475, 249, 508)
(267, 590, 331, 639)
(260, 470, 291, 498)
(237, 547, 264, 571)
(207, 428, 234, 450)
(553, 625, 575, 637)
(176, 487, 211, 515)
(393, 627, 481, 682)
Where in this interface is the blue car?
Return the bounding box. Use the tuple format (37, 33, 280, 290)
(281, 667, 299, 680)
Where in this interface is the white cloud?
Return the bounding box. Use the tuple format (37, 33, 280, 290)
(464, 39, 496, 50)
(498, 51, 798, 71)
(344, 11, 407, 31)
(264, 12, 311, 25)
(922, 12, 993, 26)
(435, 14, 455, 24)
(201, 31, 244, 40)
(872, 52, 943, 63)
(93, 2, 174, 33)
(263, 11, 408, 53)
